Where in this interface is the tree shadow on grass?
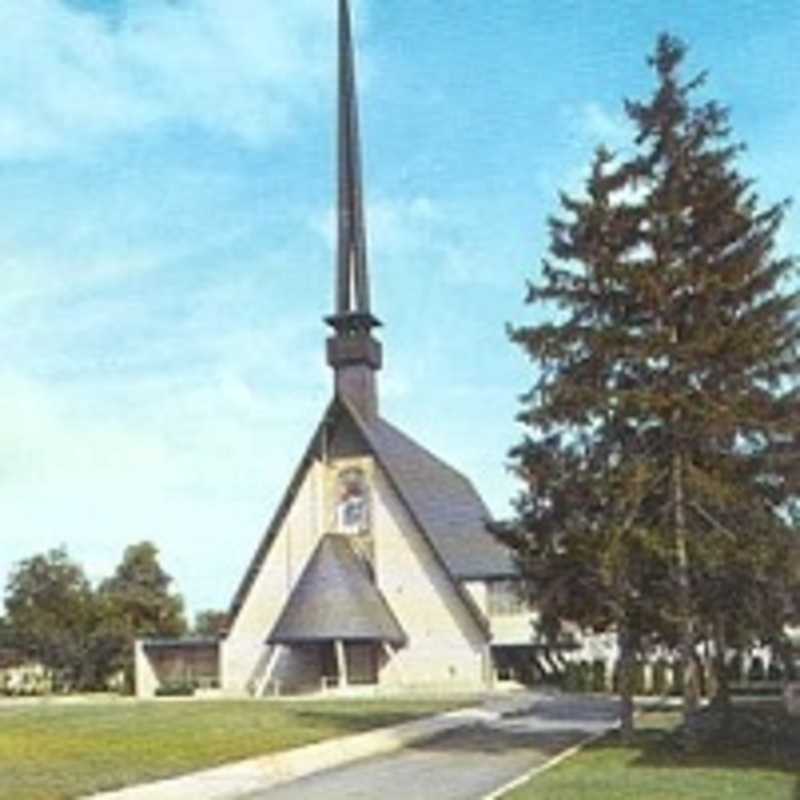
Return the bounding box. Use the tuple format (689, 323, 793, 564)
(406, 724, 591, 757)
(614, 704, 800, 792)
(279, 707, 597, 759)
(515, 695, 620, 724)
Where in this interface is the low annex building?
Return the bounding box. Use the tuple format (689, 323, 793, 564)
(135, 0, 534, 698)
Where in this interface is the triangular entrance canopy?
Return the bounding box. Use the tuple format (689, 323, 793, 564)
(267, 534, 406, 646)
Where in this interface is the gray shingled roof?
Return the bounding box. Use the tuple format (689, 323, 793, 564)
(268, 534, 406, 645)
(357, 415, 518, 580)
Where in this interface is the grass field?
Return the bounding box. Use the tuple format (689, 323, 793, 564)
(0, 696, 471, 800)
(504, 705, 800, 800)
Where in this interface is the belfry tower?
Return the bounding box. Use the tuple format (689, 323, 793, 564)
(325, 0, 382, 419)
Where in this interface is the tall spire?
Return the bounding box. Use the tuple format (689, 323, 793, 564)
(335, 0, 371, 323)
(326, 0, 382, 418)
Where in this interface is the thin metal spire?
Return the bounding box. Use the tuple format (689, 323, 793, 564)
(325, 0, 382, 417)
(334, 0, 375, 324)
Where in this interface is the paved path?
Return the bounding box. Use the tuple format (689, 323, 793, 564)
(241, 694, 619, 800)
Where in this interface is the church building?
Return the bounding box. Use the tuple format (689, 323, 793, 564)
(135, 0, 533, 698)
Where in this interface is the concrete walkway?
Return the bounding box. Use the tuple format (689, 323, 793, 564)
(244, 694, 619, 800)
(85, 692, 619, 800)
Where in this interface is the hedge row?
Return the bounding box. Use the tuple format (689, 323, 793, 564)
(561, 655, 794, 696)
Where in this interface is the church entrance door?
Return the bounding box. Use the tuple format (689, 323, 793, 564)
(319, 641, 379, 688)
(346, 643, 378, 685)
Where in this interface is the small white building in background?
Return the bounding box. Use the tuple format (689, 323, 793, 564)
(0, 650, 51, 696)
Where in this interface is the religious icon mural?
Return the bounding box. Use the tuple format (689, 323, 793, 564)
(334, 467, 370, 535)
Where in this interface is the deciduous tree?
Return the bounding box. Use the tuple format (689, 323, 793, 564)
(193, 610, 228, 638)
(4, 547, 95, 689)
(97, 542, 187, 690)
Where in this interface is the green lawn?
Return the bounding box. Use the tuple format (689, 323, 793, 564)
(0, 696, 471, 800)
(505, 706, 800, 800)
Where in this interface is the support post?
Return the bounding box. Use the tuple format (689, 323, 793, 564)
(254, 645, 283, 698)
(336, 640, 348, 689)
(382, 641, 405, 687)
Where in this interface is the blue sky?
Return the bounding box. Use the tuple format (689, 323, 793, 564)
(2, 0, 799, 618)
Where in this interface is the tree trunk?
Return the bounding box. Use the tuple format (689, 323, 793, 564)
(617, 624, 636, 743)
(774, 636, 797, 682)
(710, 616, 730, 712)
(673, 448, 700, 721)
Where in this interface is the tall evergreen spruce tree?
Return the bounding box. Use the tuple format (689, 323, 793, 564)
(502, 34, 800, 730)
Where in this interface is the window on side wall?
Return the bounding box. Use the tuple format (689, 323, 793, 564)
(487, 579, 526, 616)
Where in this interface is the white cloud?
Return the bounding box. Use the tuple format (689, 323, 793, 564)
(577, 102, 633, 148)
(0, 158, 268, 331)
(537, 103, 636, 202)
(368, 196, 446, 255)
(536, 102, 639, 203)
(0, 0, 340, 159)
(0, 241, 177, 316)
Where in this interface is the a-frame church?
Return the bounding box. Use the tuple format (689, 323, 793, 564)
(135, 0, 533, 698)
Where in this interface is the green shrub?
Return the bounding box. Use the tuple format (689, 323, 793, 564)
(633, 661, 647, 695)
(562, 661, 593, 693)
(730, 683, 782, 697)
(591, 660, 607, 693)
(726, 652, 744, 682)
(663, 660, 711, 696)
(610, 660, 647, 695)
(155, 682, 195, 697)
(698, 661, 708, 697)
(578, 661, 592, 693)
(670, 661, 684, 696)
(562, 661, 582, 693)
(652, 659, 669, 696)
(767, 661, 783, 682)
(611, 661, 635, 694)
(748, 656, 766, 682)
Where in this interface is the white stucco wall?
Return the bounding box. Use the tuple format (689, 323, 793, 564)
(464, 579, 538, 646)
(489, 613, 539, 645)
(222, 459, 325, 694)
(464, 580, 487, 614)
(371, 469, 490, 688)
(134, 640, 159, 698)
